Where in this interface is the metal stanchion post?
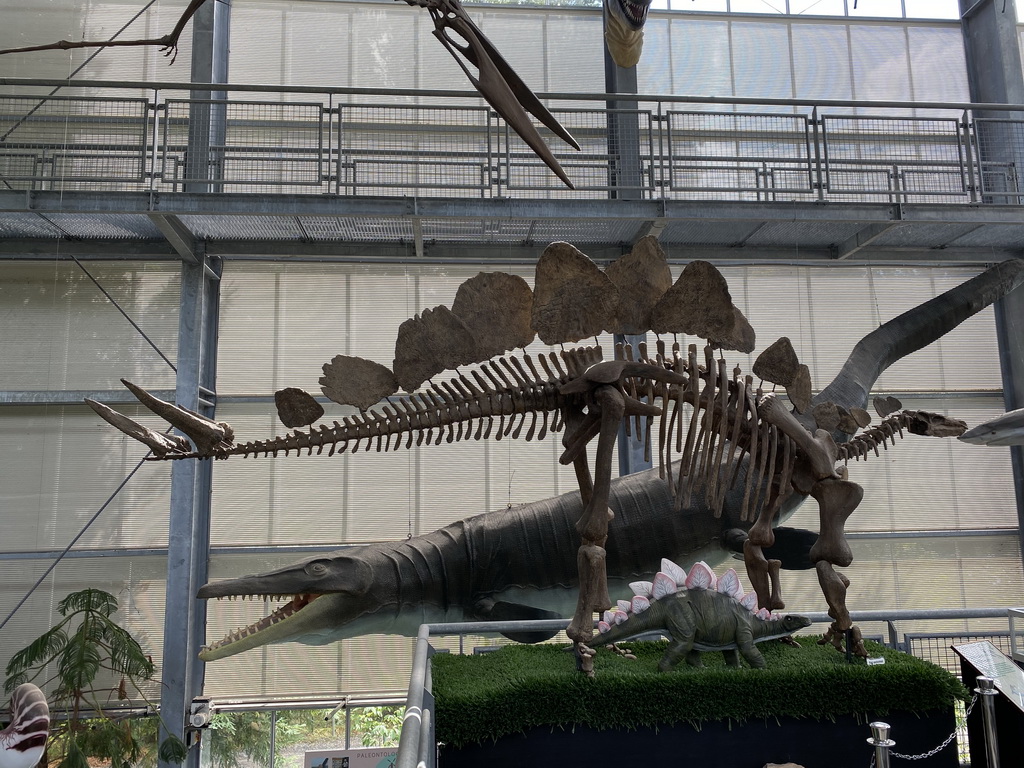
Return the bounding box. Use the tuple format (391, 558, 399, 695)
(867, 721, 894, 768)
(976, 676, 1000, 768)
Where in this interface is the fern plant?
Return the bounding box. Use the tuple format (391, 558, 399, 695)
(4, 588, 188, 768)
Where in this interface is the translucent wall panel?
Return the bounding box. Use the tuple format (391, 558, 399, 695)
(228, 0, 605, 95)
(775, 533, 1024, 638)
(638, 15, 968, 105)
(0, 554, 167, 703)
(0, 404, 173, 551)
(0, 0, 194, 90)
(0, 261, 180, 392)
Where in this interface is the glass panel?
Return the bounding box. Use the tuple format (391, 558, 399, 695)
(729, 0, 788, 13)
(903, 0, 959, 20)
(790, 0, 848, 14)
(0, 261, 179, 392)
(0, 0, 194, 86)
(848, 0, 904, 18)
(792, 23, 854, 99)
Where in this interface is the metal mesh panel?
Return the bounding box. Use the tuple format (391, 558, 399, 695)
(0, 95, 148, 190)
(905, 632, 1012, 676)
(338, 104, 492, 196)
(974, 118, 1024, 204)
(664, 111, 814, 201)
(162, 99, 328, 192)
(821, 114, 970, 202)
(503, 108, 649, 198)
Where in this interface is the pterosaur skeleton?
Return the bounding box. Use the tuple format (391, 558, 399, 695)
(87, 242, 1024, 674)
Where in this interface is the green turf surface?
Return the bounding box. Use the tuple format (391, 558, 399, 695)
(432, 636, 967, 747)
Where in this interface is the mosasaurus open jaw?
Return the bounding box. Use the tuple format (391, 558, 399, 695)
(200, 594, 320, 659)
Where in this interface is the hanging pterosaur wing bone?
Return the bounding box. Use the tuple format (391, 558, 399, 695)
(413, 0, 580, 188)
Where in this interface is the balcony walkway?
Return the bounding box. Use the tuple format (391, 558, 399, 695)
(2, 78, 1023, 265)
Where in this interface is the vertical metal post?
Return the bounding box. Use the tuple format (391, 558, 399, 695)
(993, 284, 1024, 573)
(156, 6, 231, 768)
(976, 676, 1001, 768)
(614, 333, 652, 476)
(867, 721, 894, 768)
(186, 0, 231, 192)
(269, 710, 277, 768)
(603, 17, 649, 476)
(959, 0, 1024, 578)
(959, 0, 1024, 204)
(159, 252, 222, 768)
(603, 20, 643, 200)
(345, 707, 351, 749)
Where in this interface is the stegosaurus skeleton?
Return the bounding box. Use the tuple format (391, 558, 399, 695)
(88, 241, 1024, 674)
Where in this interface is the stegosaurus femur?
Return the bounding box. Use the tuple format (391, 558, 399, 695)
(88, 240, 1024, 674)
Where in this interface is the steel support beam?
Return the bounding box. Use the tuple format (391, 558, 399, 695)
(603, 18, 643, 204)
(960, 0, 1024, 107)
(614, 334, 653, 476)
(158, 251, 221, 768)
(150, 214, 199, 263)
(832, 222, 902, 260)
(158, 3, 229, 767)
(960, 0, 1024, 203)
(993, 284, 1024, 567)
(960, 0, 1024, 569)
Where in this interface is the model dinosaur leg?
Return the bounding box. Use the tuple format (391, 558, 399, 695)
(735, 626, 767, 669)
(565, 385, 622, 675)
(809, 477, 868, 657)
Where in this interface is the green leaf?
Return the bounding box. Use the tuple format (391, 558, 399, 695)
(59, 589, 118, 618)
(105, 625, 156, 680)
(56, 630, 102, 692)
(159, 734, 189, 764)
(59, 737, 90, 768)
(5, 626, 69, 684)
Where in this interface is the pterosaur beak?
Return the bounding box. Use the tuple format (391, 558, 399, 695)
(119, 379, 234, 456)
(426, 0, 580, 188)
(84, 398, 191, 457)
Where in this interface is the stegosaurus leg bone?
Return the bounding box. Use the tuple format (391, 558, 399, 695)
(565, 385, 623, 676)
(743, 539, 782, 612)
(809, 477, 867, 656)
(816, 561, 867, 657)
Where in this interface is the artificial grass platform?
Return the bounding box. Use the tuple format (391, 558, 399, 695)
(432, 636, 968, 748)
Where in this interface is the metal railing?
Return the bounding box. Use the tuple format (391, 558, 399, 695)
(396, 607, 1018, 768)
(2, 78, 1024, 204)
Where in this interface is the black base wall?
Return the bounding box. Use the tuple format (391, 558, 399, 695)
(439, 708, 958, 768)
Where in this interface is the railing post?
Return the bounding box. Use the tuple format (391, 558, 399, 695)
(811, 107, 825, 201)
(962, 109, 978, 202)
(867, 721, 895, 768)
(976, 676, 1001, 768)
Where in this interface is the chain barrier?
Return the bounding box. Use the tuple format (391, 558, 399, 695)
(868, 693, 978, 767)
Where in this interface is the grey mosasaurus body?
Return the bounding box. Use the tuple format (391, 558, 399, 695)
(198, 460, 805, 660)
(587, 588, 811, 670)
